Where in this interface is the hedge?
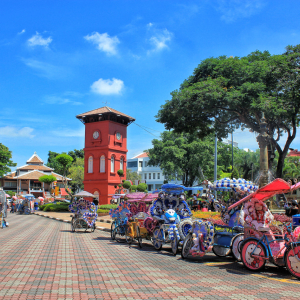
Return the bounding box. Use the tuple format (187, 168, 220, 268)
(39, 202, 69, 212)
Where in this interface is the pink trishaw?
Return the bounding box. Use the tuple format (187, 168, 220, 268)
(228, 179, 300, 279)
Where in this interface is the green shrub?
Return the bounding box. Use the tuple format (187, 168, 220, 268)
(99, 204, 118, 210)
(130, 185, 137, 192)
(137, 182, 147, 192)
(122, 180, 131, 189)
(42, 202, 69, 212)
(97, 209, 110, 214)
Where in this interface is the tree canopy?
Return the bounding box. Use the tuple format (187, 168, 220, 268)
(0, 143, 16, 178)
(68, 158, 84, 193)
(39, 174, 57, 185)
(126, 169, 141, 182)
(156, 45, 300, 178)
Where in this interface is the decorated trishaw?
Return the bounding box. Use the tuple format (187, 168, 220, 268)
(69, 198, 98, 232)
(16, 196, 31, 215)
(0, 190, 7, 228)
(125, 192, 158, 247)
(208, 178, 258, 260)
(150, 184, 196, 255)
(227, 179, 300, 279)
(181, 178, 258, 260)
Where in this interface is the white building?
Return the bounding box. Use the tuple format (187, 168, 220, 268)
(127, 153, 183, 192)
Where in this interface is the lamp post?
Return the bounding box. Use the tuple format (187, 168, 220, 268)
(256, 113, 270, 188)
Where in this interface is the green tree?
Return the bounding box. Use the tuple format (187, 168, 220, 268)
(122, 180, 132, 189)
(231, 167, 240, 179)
(117, 169, 124, 183)
(0, 143, 16, 177)
(130, 185, 137, 192)
(67, 149, 84, 162)
(126, 169, 142, 182)
(146, 131, 215, 186)
(137, 183, 147, 192)
(55, 154, 74, 200)
(68, 158, 84, 193)
(46, 151, 62, 174)
(39, 175, 57, 198)
(156, 45, 300, 178)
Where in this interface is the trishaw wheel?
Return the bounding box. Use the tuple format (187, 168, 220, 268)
(152, 228, 163, 250)
(181, 233, 193, 259)
(115, 226, 125, 243)
(136, 226, 142, 249)
(241, 239, 266, 271)
(285, 245, 300, 279)
(212, 246, 231, 257)
(71, 218, 75, 232)
(171, 230, 178, 256)
(125, 225, 134, 245)
(231, 233, 244, 261)
(111, 222, 116, 240)
(91, 223, 95, 232)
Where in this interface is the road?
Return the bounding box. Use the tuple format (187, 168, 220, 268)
(1, 213, 300, 300)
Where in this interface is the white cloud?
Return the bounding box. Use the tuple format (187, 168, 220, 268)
(0, 126, 35, 138)
(44, 95, 82, 105)
(216, 0, 265, 23)
(51, 128, 85, 137)
(147, 23, 153, 28)
(18, 29, 25, 35)
(22, 59, 68, 79)
(91, 78, 124, 95)
(84, 32, 120, 55)
(27, 32, 52, 48)
(148, 29, 172, 53)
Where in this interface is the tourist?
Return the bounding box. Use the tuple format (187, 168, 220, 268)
(93, 198, 99, 212)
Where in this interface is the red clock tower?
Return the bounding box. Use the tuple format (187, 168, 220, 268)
(76, 106, 135, 204)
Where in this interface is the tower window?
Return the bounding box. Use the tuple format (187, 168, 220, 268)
(100, 155, 105, 173)
(120, 157, 124, 171)
(111, 156, 115, 173)
(88, 156, 93, 173)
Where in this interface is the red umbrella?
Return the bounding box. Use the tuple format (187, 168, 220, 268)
(228, 178, 291, 211)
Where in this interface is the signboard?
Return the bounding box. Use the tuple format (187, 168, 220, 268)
(55, 186, 59, 196)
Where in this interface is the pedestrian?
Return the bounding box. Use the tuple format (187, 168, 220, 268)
(93, 198, 99, 212)
(10, 201, 15, 213)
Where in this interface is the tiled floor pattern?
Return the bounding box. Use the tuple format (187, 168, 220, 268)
(1, 213, 300, 299)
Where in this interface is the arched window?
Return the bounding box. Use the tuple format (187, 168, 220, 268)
(120, 157, 124, 171)
(100, 155, 105, 173)
(111, 155, 115, 173)
(88, 156, 93, 173)
(94, 191, 99, 201)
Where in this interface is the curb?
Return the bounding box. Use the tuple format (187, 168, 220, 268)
(33, 213, 111, 232)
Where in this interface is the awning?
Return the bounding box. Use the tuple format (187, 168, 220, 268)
(228, 178, 291, 210)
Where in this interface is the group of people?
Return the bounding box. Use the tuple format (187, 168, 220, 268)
(284, 199, 300, 216)
(190, 194, 215, 212)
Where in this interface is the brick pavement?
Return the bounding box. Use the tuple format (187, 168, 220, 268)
(1, 214, 300, 300)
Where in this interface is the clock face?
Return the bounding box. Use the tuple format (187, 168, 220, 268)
(116, 132, 121, 140)
(93, 131, 99, 139)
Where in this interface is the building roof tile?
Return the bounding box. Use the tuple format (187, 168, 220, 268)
(18, 165, 53, 171)
(132, 152, 149, 159)
(76, 106, 135, 121)
(26, 152, 44, 164)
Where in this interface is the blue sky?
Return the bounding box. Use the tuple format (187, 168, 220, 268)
(1, 0, 300, 170)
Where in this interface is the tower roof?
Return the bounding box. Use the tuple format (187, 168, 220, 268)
(76, 106, 135, 121)
(26, 152, 44, 164)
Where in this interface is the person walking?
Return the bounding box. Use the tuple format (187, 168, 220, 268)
(93, 198, 99, 212)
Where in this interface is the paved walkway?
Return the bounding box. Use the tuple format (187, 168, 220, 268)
(1, 214, 300, 300)
(32, 211, 112, 230)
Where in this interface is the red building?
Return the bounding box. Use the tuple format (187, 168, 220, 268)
(76, 106, 135, 204)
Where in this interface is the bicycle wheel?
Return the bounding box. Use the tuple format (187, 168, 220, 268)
(152, 228, 163, 250)
(115, 226, 126, 243)
(231, 233, 244, 262)
(111, 222, 116, 240)
(181, 233, 193, 259)
(71, 218, 75, 232)
(171, 229, 178, 256)
(212, 245, 231, 257)
(136, 226, 142, 248)
(285, 245, 300, 279)
(241, 239, 266, 271)
(126, 225, 134, 245)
